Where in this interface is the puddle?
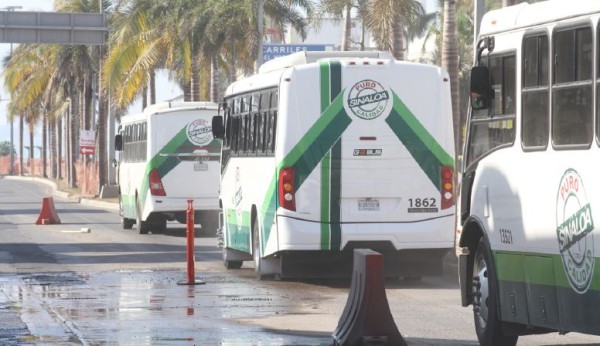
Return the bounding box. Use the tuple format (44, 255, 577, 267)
(0, 270, 335, 345)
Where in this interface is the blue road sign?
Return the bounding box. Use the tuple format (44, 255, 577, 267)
(263, 44, 335, 62)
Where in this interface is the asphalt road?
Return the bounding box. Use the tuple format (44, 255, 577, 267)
(1, 176, 600, 345)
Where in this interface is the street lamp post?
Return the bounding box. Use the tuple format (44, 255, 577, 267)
(2, 6, 22, 175)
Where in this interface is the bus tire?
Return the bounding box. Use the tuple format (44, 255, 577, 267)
(135, 197, 150, 235)
(472, 238, 518, 346)
(252, 217, 266, 280)
(223, 249, 243, 269)
(152, 216, 167, 233)
(119, 199, 134, 230)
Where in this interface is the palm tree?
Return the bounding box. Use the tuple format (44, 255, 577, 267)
(365, 0, 426, 60)
(3, 44, 51, 176)
(441, 0, 460, 157)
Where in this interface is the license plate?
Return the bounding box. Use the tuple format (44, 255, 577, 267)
(194, 163, 208, 171)
(358, 199, 380, 211)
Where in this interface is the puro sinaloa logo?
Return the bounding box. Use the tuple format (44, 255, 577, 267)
(556, 168, 595, 294)
(187, 119, 212, 146)
(346, 79, 390, 120)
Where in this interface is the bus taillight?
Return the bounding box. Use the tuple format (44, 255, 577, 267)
(441, 166, 454, 209)
(278, 167, 296, 211)
(149, 168, 166, 196)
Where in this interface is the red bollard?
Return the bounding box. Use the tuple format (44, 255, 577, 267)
(177, 200, 205, 286)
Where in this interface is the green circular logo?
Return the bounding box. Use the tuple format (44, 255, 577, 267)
(556, 168, 595, 294)
(347, 80, 390, 120)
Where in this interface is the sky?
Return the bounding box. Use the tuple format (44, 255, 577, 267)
(0, 0, 181, 157)
(0, 0, 437, 157)
(0, 1, 53, 156)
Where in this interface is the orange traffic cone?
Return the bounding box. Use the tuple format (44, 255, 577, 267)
(35, 197, 61, 225)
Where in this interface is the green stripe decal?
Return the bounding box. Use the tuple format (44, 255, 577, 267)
(320, 152, 331, 248)
(494, 251, 600, 291)
(386, 92, 454, 190)
(124, 126, 190, 215)
(253, 63, 455, 253)
(329, 139, 342, 250)
(320, 62, 330, 111)
(329, 62, 342, 250)
(316, 61, 344, 250)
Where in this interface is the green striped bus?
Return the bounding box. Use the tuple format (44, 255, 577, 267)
(212, 51, 455, 279)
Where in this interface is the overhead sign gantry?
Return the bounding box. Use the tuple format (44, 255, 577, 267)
(0, 10, 105, 45)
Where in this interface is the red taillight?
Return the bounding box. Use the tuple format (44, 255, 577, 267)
(441, 166, 454, 210)
(278, 167, 296, 211)
(149, 168, 166, 196)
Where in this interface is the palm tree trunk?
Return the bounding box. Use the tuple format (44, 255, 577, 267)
(98, 92, 107, 189)
(229, 44, 236, 85)
(341, 4, 352, 51)
(210, 55, 219, 102)
(98, 52, 107, 190)
(28, 123, 34, 175)
(183, 81, 192, 102)
(150, 70, 156, 105)
(70, 92, 79, 188)
(142, 86, 148, 110)
(42, 111, 48, 178)
(392, 19, 405, 60)
(50, 119, 57, 179)
(191, 56, 200, 102)
(57, 116, 62, 180)
(19, 115, 23, 176)
(442, 0, 461, 159)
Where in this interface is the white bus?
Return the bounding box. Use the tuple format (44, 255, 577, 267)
(456, 1, 600, 344)
(115, 101, 221, 234)
(212, 51, 456, 279)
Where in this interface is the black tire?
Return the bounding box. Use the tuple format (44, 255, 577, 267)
(135, 197, 150, 235)
(197, 211, 219, 237)
(252, 217, 266, 280)
(152, 216, 167, 233)
(119, 198, 134, 230)
(223, 249, 243, 269)
(472, 238, 518, 346)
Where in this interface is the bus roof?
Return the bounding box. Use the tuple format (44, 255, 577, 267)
(480, 0, 600, 36)
(225, 51, 396, 97)
(143, 101, 218, 114)
(121, 101, 219, 123)
(258, 50, 394, 74)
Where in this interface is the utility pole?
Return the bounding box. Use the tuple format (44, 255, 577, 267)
(2, 6, 22, 175)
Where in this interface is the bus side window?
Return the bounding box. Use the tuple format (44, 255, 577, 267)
(552, 26, 593, 147)
(224, 101, 233, 148)
(522, 34, 549, 149)
(597, 23, 600, 142)
(466, 54, 516, 166)
(270, 91, 278, 153)
(133, 124, 139, 162)
(141, 122, 147, 161)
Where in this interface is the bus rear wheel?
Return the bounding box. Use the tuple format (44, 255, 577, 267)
(135, 197, 150, 235)
(252, 218, 267, 280)
(472, 238, 518, 346)
(119, 199, 134, 230)
(223, 249, 243, 269)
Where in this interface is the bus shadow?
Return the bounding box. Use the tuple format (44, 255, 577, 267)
(159, 224, 217, 238)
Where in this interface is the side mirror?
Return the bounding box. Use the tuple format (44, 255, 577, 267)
(111, 159, 118, 168)
(470, 66, 492, 110)
(115, 134, 123, 151)
(212, 116, 225, 139)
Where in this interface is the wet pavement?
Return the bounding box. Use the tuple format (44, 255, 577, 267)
(4, 177, 600, 345)
(0, 270, 335, 345)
